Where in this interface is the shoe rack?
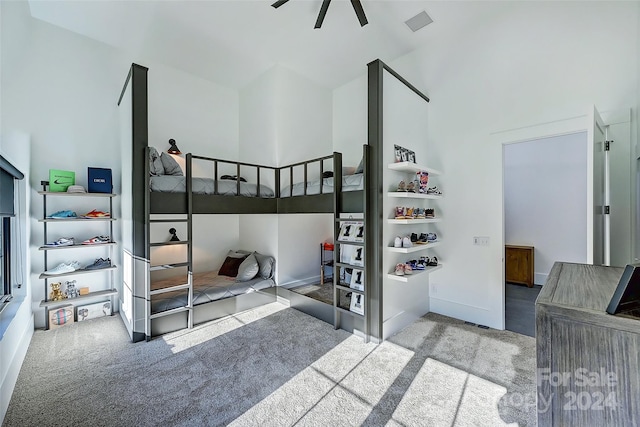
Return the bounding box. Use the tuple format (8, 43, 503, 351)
(385, 161, 443, 282)
(38, 182, 118, 329)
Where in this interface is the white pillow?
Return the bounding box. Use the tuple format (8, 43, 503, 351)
(160, 152, 183, 176)
(236, 254, 259, 282)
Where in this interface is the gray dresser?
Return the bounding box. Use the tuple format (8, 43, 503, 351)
(536, 262, 639, 426)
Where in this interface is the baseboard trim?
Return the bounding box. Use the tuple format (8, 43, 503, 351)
(279, 275, 321, 290)
(534, 273, 548, 286)
(382, 308, 429, 341)
(429, 297, 502, 330)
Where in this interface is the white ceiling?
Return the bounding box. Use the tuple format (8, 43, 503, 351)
(28, 0, 497, 89)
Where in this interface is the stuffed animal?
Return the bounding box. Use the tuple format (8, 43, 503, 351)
(65, 280, 79, 299)
(49, 282, 66, 301)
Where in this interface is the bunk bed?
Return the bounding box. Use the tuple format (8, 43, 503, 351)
(119, 58, 427, 343)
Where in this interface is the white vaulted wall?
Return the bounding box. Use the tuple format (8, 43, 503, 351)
(239, 66, 333, 285)
(334, 1, 640, 329)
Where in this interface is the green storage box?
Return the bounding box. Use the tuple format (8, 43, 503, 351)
(48, 169, 75, 192)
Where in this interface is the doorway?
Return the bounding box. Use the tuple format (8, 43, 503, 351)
(503, 132, 588, 336)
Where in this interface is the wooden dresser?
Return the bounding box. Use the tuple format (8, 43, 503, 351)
(505, 244, 534, 287)
(536, 262, 639, 426)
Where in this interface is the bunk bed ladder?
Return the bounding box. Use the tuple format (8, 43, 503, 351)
(146, 154, 194, 338)
(333, 145, 371, 343)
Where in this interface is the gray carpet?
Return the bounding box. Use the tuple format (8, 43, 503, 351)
(4, 303, 537, 426)
(505, 283, 542, 337)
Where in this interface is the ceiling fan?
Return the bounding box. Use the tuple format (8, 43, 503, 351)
(272, 0, 368, 29)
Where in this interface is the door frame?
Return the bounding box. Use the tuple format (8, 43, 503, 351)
(492, 109, 597, 330)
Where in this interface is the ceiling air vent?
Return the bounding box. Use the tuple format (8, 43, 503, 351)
(405, 11, 433, 32)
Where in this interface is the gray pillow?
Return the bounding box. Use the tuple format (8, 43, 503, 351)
(355, 158, 364, 174)
(160, 152, 183, 176)
(236, 254, 259, 282)
(149, 147, 164, 176)
(253, 252, 275, 279)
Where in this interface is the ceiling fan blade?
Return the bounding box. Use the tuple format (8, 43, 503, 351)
(271, 0, 291, 9)
(350, 0, 368, 27)
(314, 0, 332, 29)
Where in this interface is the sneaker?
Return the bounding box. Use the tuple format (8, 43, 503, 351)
(81, 209, 110, 218)
(394, 236, 402, 248)
(82, 236, 110, 245)
(426, 232, 437, 242)
(45, 261, 80, 275)
(410, 233, 418, 243)
(425, 208, 435, 218)
(415, 208, 425, 219)
(44, 237, 75, 247)
(428, 256, 439, 266)
(402, 236, 412, 248)
(427, 186, 442, 195)
(85, 258, 111, 270)
(395, 207, 406, 219)
(405, 207, 414, 218)
(406, 181, 416, 193)
(394, 264, 405, 276)
(47, 210, 77, 219)
(397, 180, 406, 192)
(404, 264, 413, 275)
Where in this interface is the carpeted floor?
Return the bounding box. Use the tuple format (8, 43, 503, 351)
(3, 303, 537, 426)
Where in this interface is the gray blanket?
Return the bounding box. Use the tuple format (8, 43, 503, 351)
(150, 175, 275, 198)
(280, 173, 364, 197)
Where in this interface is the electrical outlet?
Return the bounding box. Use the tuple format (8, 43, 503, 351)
(473, 236, 490, 246)
(430, 283, 438, 295)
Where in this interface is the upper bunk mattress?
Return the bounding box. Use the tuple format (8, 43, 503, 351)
(150, 176, 275, 198)
(280, 173, 364, 197)
(151, 270, 275, 314)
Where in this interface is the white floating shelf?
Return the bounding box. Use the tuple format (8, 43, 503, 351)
(388, 162, 442, 175)
(387, 192, 442, 199)
(38, 191, 116, 198)
(39, 289, 118, 308)
(387, 241, 441, 253)
(387, 218, 442, 224)
(386, 264, 444, 282)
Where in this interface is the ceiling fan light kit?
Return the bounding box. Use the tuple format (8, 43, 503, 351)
(272, 0, 368, 29)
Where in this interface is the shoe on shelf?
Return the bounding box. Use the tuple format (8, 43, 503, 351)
(427, 187, 442, 195)
(410, 233, 418, 243)
(406, 181, 416, 193)
(394, 236, 402, 248)
(416, 233, 428, 244)
(405, 207, 414, 218)
(404, 263, 413, 275)
(395, 207, 406, 219)
(44, 237, 75, 247)
(428, 256, 439, 267)
(85, 258, 111, 270)
(47, 210, 77, 219)
(81, 209, 110, 218)
(394, 264, 405, 276)
(45, 261, 81, 275)
(402, 236, 412, 248)
(425, 208, 435, 218)
(82, 236, 110, 245)
(415, 208, 425, 219)
(426, 232, 437, 242)
(397, 181, 407, 192)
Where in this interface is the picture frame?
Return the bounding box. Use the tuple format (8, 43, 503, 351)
(350, 246, 364, 267)
(394, 145, 403, 163)
(338, 221, 361, 242)
(350, 268, 365, 291)
(350, 293, 365, 315)
(49, 305, 74, 329)
(407, 150, 416, 163)
(400, 149, 409, 162)
(77, 301, 112, 322)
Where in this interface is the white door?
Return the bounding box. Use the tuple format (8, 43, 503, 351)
(589, 107, 607, 265)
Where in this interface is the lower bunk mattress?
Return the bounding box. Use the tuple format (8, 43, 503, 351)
(281, 173, 364, 197)
(150, 175, 275, 197)
(151, 270, 275, 314)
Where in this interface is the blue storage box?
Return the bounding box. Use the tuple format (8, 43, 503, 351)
(88, 167, 112, 193)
